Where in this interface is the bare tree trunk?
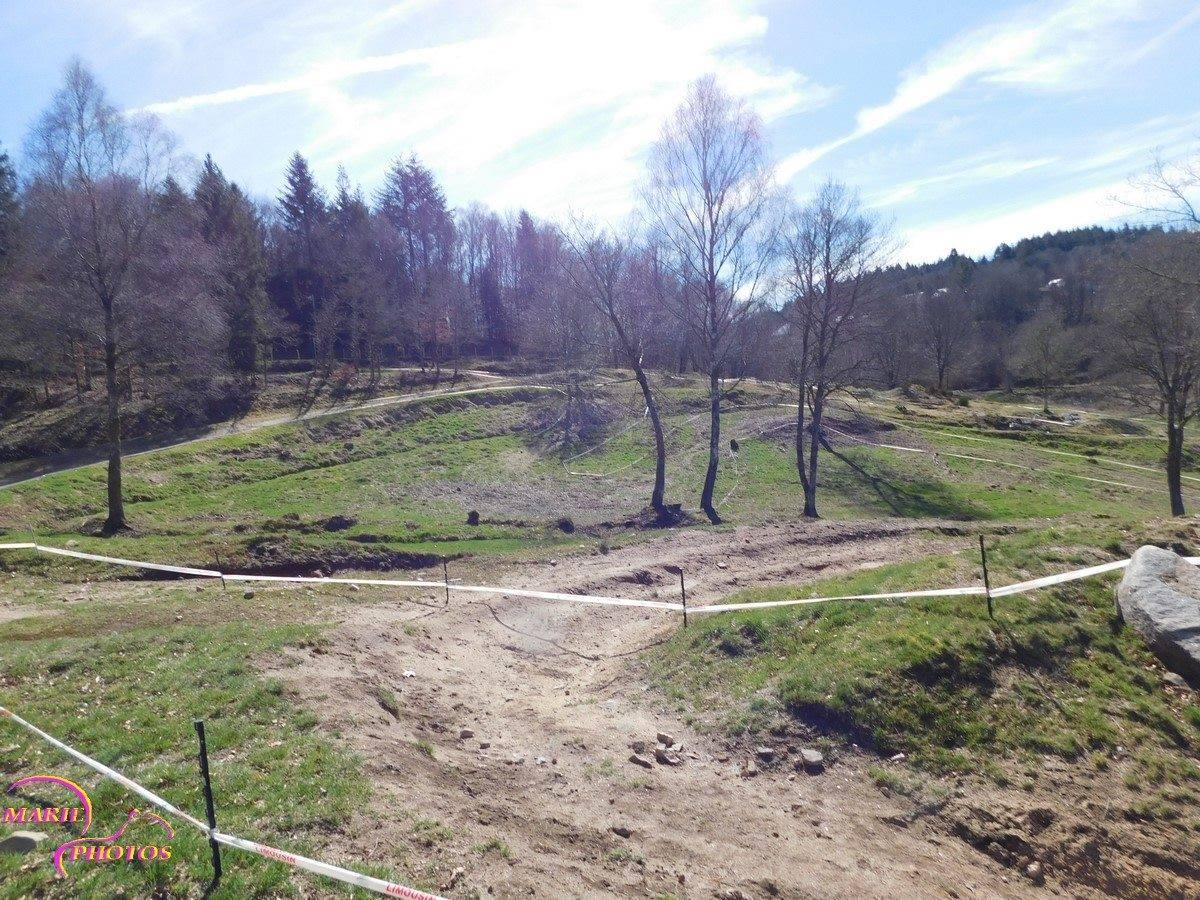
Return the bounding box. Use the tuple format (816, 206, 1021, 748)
(804, 393, 825, 518)
(700, 368, 722, 524)
(1167, 404, 1186, 516)
(794, 384, 816, 516)
(633, 366, 668, 519)
(102, 301, 126, 532)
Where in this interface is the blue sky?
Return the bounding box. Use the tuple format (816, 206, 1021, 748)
(2, 0, 1197, 262)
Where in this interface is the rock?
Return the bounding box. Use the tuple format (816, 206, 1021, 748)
(890, 752, 906, 762)
(66, 540, 78, 548)
(1023, 860, 1044, 884)
(466, 510, 480, 526)
(717, 890, 749, 900)
(630, 739, 647, 754)
(798, 749, 824, 774)
(1117, 546, 1200, 681)
(0, 831, 47, 854)
(656, 731, 675, 746)
(1163, 671, 1190, 689)
(310, 568, 324, 578)
(478, 741, 491, 749)
(243, 590, 255, 599)
(322, 515, 357, 532)
(741, 759, 758, 778)
(629, 752, 654, 769)
(755, 746, 776, 763)
(459, 728, 474, 740)
(611, 825, 633, 838)
(655, 747, 682, 766)
(348, 584, 360, 593)
(717, 561, 728, 569)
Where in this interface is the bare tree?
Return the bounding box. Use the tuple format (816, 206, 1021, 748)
(1108, 235, 1200, 517)
(20, 60, 204, 531)
(917, 287, 973, 392)
(644, 75, 777, 523)
(1014, 306, 1076, 414)
(561, 221, 674, 521)
(783, 180, 889, 518)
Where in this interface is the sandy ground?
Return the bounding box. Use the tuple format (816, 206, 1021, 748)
(265, 520, 1052, 899)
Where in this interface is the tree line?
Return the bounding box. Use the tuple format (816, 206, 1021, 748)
(1, 61, 1198, 530)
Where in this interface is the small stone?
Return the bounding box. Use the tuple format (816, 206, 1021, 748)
(656, 731, 675, 746)
(1023, 860, 1044, 885)
(629, 752, 654, 769)
(175, 614, 183, 621)
(1163, 671, 1189, 689)
(798, 749, 824, 774)
(755, 746, 776, 763)
(611, 825, 633, 838)
(0, 831, 47, 854)
(243, 590, 255, 599)
(890, 752, 906, 762)
(741, 759, 759, 778)
(459, 728, 474, 740)
(478, 741, 491, 749)
(349, 584, 360, 593)
(630, 739, 647, 754)
(536, 756, 549, 766)
(655, 747, 682, 766)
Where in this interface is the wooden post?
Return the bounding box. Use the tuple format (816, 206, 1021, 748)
(679, 568, 688, 629)
(193, 720, 222, 885)
(442, 557, 450, 607)
(979, 535, 994, 620)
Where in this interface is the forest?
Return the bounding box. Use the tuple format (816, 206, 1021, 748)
(1, 60, 1198, 527)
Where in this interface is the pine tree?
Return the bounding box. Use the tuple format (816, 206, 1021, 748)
(276, 152, 329, 360)
(193, 154, 269, 375)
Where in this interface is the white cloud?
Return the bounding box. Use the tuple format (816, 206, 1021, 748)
(868, 155, 1060, 208)
(136, 0, 831, 217)
(778, 0, 1160, 181)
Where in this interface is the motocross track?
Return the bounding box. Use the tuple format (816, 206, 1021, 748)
(267, 520, 1055, 899)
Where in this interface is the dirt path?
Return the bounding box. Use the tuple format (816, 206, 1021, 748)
(268, 520, 1033, 898)
(0, 376, 530, 490)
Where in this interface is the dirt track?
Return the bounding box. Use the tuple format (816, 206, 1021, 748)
(266, 520, 1043, 898)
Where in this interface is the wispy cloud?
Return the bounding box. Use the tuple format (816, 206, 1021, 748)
(138, 0, 831, 217)
(867, 154, 1059, 208)
(778, 0, 1160, 181)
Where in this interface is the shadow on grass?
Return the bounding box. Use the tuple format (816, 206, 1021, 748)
(821, 438, 987, 521)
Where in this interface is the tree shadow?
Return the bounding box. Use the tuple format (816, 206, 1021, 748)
(820, 438, 987, 520)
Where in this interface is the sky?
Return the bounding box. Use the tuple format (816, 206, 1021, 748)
(1, 0, 1198, 263)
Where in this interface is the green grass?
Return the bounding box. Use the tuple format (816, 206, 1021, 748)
(650, 522, 1200, 790)
(0, 585, 374, 898)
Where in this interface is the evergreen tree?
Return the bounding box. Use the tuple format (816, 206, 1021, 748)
(275, 152, 329, 360)
(193, 154, 269, 375)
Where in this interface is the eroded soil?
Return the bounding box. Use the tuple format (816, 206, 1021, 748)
(265, 521, 1067, 898)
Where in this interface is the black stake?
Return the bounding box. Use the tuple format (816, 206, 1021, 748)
(679, 568, 688, 629)
(442, 557, 450, 607)
(979, 535, 994, 620)
(193, 720, 222, 885)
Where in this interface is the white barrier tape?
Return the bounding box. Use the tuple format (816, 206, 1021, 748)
(211, 831, 443, 899)
(0, 705, 209, 833)
(689, 585, 986, 614)
(989, 558, 1132, 597)
(1, 543, 1195, 615)
(33, 544, 222, 578)
(225, 573, 683, 611)
(0, 705, 443, 899)
(3, 545, 680, 612)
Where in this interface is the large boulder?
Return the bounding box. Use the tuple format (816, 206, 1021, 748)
(1117, 545, 1200, 682)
